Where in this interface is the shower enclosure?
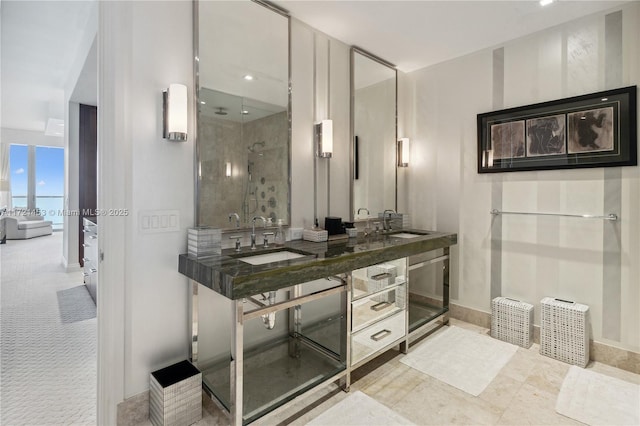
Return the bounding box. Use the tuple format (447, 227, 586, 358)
(198, 88, 289, 228)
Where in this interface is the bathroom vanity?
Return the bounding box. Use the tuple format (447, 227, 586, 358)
(178, 229, 456, 425)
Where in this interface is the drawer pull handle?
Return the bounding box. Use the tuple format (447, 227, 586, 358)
(371, 329, 392, 341)
(90, 268, 97, 273)
(89, 235, 97, 240)
(371, 302, 391, 311)
(82, 272, 89, 277)
(82, 243, 90, 248)
(82, 257, 90, 262)
(370, 272, 392, 281)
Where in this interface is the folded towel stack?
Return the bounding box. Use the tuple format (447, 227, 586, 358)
(303, 228, 328, 242)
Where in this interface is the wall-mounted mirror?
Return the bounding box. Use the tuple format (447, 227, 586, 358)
(195, 0, 290, 228)
(350, 47, 397, 220)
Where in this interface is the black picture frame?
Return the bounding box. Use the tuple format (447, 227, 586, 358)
(477, 86, 637, 173)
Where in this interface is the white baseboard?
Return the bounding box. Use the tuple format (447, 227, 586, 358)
(65, 262, 82, 272)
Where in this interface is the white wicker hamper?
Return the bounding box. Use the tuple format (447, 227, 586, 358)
(540, 297, 589, 367)
(491, 297, 534, 348)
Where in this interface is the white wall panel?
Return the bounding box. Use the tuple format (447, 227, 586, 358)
(406, 4, 639, 351)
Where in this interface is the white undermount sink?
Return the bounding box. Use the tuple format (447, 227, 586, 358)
(238, 250, 306, 265)
(389, 232, 423, 239)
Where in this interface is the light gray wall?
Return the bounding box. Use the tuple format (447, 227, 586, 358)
(402, 3, 640, 352)
(63, 101, 79, 270)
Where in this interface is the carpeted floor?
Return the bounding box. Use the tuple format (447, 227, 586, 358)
(1, 233, 97, 425)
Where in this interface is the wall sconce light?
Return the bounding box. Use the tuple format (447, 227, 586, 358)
(315, 119, 333, 158)
(225, 162, 232, 177)
(162, 83, 188, 142)
(397, 138, 410, 167)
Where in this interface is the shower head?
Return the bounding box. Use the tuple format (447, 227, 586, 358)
(247, 141, 266, 152)
(215, 107, 228, 116)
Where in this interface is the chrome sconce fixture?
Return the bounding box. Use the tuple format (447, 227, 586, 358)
(315, 119, 333, 158)
(162, 83, 188, 142)
(397, 138, 410, 167)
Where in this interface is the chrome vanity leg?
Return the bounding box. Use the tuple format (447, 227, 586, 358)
(230, 299, 244, 426)
(441, 247, 450, 326)
(399, 259, 409, 354)
(189, 280, 199, 365)
(340, 273, 352, 392)
(289, 284, 302, 358)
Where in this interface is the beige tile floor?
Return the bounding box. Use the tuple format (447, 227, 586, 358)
(154, 318, 639, 426)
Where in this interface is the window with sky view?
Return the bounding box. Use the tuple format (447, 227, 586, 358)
(10, 144, 64, 230)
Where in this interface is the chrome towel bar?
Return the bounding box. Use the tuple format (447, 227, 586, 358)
(490, 209, 618, 221)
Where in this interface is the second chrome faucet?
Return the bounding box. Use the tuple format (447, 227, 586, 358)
(251, 216, 267, 250)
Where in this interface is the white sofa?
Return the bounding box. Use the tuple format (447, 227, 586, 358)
(4, 215, 53, 239)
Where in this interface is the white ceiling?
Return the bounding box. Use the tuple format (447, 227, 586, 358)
(275, 0, 631, 72)
(1, 0, 96, 134)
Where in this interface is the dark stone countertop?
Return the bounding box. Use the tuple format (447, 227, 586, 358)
(178, 229, 457, 300)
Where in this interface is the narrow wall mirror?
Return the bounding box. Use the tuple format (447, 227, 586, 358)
(350, 47, 397, 221)
(195, 0, 290, 229)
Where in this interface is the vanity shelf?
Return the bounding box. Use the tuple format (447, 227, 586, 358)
(200, 336, 345, 425)
(408, 298, 448, 333)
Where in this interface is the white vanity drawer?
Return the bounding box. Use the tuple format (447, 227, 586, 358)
(352, 283, 406, 332)
(351, 311, 406, 365)
(352, 258, 408, 300)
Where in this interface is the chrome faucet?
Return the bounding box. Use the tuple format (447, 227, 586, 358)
(251, 216, 267, 250)
(228, 212, 240, 228)
(357, 208, 371, 236)
(383, 209, 396, 231)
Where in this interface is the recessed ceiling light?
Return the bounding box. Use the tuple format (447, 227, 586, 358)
(200, 101, 206, 105)
(44, 118, 64, 137)
(243, 75, 254, 81)
(242, 110, 250, 115)
(581, 116, 586, 120)
(540, 0, 554, 6)
(601, 98, 608, 101)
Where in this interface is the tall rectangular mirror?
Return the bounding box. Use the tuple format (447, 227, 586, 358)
(351, 47, 397, 220)
(195, 0, 290, 228)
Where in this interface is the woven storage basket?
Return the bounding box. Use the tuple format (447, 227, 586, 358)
(491, 297, 534, 348)
(540, 297, 589, 367)
(150, 361, 202, 426)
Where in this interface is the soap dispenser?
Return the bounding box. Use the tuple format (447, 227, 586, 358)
(275, 219, 286, 246)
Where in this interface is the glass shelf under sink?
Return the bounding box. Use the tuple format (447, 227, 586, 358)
(201, 335, 345, 425)
(408, 296, 448, 333)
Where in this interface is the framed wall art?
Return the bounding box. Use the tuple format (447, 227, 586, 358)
(477, 86, 636, 173)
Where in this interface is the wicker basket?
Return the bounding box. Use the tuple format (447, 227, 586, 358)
(150, 361, 202, 426)
(491, 297, 534, 348)
(540, 297, 589, 367)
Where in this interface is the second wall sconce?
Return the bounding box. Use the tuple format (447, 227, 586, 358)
(315, 119, 333, 158)
(163, 83, 188, 142)
(225, 162, 232, 177)
(397, 138, 410, 167)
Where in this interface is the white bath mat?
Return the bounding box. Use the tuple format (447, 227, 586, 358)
(556, 366, 640, 425)
(400, 325, 518, 396)
(306, 391, 415, 426)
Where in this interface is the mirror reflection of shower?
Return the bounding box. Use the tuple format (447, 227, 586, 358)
(197, 87, 289, 228)
(248, 141, 265, 153)
(243, 141, 266, 222)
